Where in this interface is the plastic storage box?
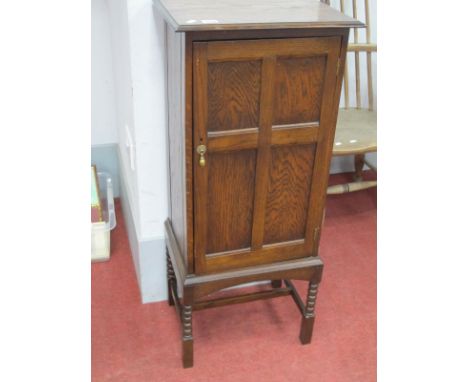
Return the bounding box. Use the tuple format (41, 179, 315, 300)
(91, 172, 116, 262)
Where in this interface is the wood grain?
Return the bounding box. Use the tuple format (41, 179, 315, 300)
(251, 56, 276, 250)
(271, 124, 320, 146)
(264, 144, 316, 244)
(206, 150, 257, 254)
(207, 129, 259, 152)
(204, 241, 308, 273)
(207, 61, 261, 132)
(304, 31, 348, 254)
(273, 56, 326, 125)
(347, 43, 376, 52)
(193, 42, 209, 273)
(165, 219, 323, 298)
(193, 35, 343, 273)
(187, 255, 324, 302)
(154, 0, 364, 32)
(206, 37, 339, 62)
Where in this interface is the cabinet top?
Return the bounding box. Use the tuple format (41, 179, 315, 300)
(154, 0, 363, 32)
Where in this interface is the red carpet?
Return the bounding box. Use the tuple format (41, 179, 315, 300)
(92, 172, 376, 382)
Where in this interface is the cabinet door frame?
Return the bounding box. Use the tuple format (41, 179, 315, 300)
(193, 36, 344, 274)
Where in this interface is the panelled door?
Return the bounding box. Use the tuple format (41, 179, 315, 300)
(193, 36, 342, 274)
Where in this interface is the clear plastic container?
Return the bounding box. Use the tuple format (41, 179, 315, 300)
(91, 172, 117, 262)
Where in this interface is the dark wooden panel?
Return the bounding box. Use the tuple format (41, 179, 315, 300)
(264, 144, 317, 244)
(204, 240, 307, 273)
(273, 56, 326, 125)
(206, 150, 257, 254)
(193, 34, 344, 274)
(207, 60, 261, 132)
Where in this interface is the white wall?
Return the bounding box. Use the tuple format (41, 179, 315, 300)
(98, 0, 167, 242)
(127, 0, 168, 240)
(101, 0, 167, 302)
(91, 0, 118, 145)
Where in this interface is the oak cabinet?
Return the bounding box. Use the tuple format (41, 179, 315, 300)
(155, 0, 361, 367)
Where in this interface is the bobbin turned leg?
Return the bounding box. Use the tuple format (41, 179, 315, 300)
(182, 305, 193, 368)
(300, 282, 319, 344)
(166, 248, 175, 306)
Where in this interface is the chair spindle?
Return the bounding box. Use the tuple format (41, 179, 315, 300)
(340, 0, 350, 109)
(352, 0, 361, 109)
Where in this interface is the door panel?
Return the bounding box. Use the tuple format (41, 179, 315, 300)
(273, 56, 326, 125)
(263, 143, 317, 245)
(207, 60, 262, 132)
(193, 36, 341, 274)
(206, 150, 257, 254)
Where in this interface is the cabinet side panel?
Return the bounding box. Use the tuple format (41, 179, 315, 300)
(167, 24, 187, 266)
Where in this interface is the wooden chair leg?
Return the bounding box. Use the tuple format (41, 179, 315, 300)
(354, 153, 365, 181)
(166, 249, 175, 306)
(299, 282, 319, 344)
(271, 280, 282, 288)
(182, 305, 193, 368)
